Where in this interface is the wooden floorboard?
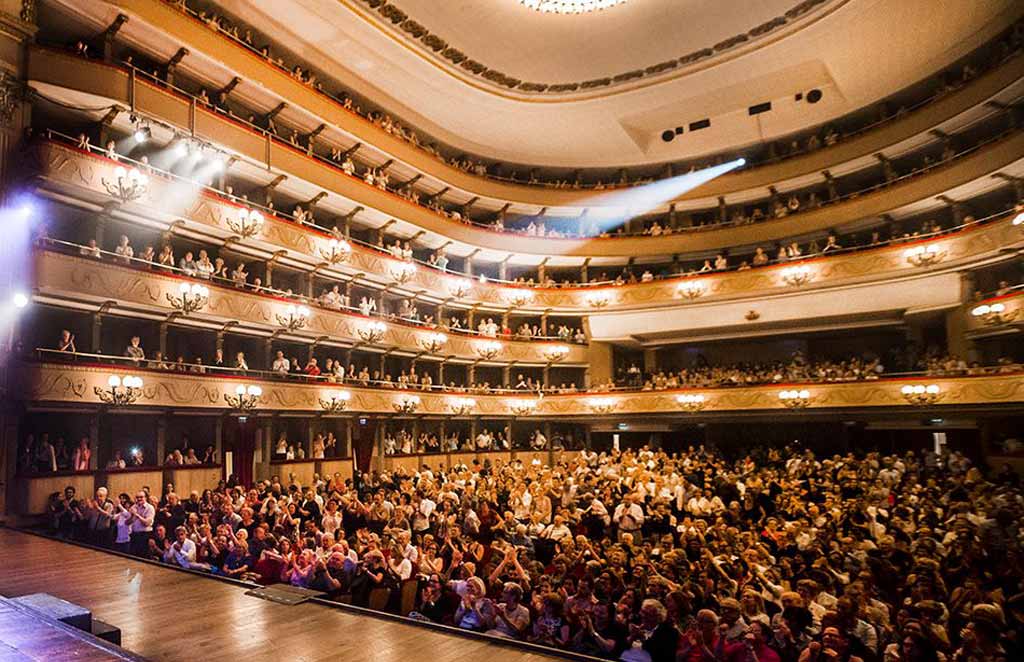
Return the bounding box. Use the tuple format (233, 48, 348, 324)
(0, 529, 560, 662)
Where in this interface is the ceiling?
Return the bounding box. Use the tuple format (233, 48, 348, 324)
(206, 0, 1021, 169)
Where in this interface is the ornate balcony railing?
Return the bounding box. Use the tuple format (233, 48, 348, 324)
(24, 358, 1024, 416)
(99, 0, 1024, 206)
(25, 47, 1024, 258)
(33, 248, 589, 366)
(32, 139, 1023, 313)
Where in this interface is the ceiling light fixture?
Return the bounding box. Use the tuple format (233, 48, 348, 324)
(519, 0, 628, 14)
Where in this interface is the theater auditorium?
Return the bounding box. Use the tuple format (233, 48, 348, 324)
(0, 1, 1022, 660)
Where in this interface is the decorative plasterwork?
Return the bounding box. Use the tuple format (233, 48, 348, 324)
(35, 140, 1021, 314)
(27, 362, 1024, 414)
(35, 250, 588, 366)
(349, 0, 835, 96)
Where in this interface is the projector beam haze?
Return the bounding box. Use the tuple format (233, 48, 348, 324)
(586, 158, 746, 232)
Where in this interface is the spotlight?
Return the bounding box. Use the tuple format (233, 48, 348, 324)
(172, 142, 188, 158)
(210, 158, 225, 172)
(133, 126, 151, 143)
(17, 203, 33, 219)
(737, 157, 746, 166)
(12, 292, 29, 308)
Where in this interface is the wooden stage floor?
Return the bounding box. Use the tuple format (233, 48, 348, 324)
(0, 528, 561, 662)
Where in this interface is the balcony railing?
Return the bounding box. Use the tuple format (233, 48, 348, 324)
(110, 0, 1024, 198)
(23, 354, 1024, 415)
(33, 137, 1024, 313)
(33, 243, 589, 365)
(26, 46, 1024, 257)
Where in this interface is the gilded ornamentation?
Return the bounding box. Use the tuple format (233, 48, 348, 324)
(351, 0, 834, 95)
(35, 141, 1019, 314)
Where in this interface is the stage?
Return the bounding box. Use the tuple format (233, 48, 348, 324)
(0, 528, 562, 661)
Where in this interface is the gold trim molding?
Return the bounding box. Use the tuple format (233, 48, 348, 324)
(26, 362, 1024, 416)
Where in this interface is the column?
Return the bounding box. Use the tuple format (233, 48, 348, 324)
(156, 414, 167, 467)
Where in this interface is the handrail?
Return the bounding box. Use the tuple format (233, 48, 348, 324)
(156, 0, 1024, 191)
(37, 238, 587, 344)
(32, 349, 1019, 396)
(38, 131, 1021, 292)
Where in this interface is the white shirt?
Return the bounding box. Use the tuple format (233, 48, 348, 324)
(613, 502, 644, 530)
(169, 538, 197, 568)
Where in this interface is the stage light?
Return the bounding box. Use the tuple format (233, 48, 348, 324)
(133, 126, 151, 143)
(12, 292, 29, 309)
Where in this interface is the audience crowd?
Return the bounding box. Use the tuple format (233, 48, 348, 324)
(47, 443, 1023, 662)
(156, 1, 1024, 195)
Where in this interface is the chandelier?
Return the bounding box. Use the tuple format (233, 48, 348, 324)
(95, 375, 144, 406)
(971, 303, 1017, 326)
(319, 238, 352, 264)
(276, 304, 311, 331)
(102, 166, 148, 203)
(319, 390, 351, 413)
(543, 344, 571, 362)
(358, 320, 387, 344)
(393, 394, 421, 414)
(677, 280, 707, 300)
(778, 389, 811, 409)
(780, 265, 812, 287)
(228, 208, 264, 238)
(901, 384, 941, 406)
(166, 282, 209, 315)
(675, 393, 707, 412)
(904, 244, 946, 267)
(509, 399, 538, 416)
(449, 397, 476, 416)
(519, 0, 628, 14)
(420, 332, 448, 353)
(225, 384, 262, 410)
(475, 340, 503, 360)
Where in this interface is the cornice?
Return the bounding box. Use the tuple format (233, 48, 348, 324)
(342, 0, 843, 101)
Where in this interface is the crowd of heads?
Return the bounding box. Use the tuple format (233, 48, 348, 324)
(47, 441, 1023, 661)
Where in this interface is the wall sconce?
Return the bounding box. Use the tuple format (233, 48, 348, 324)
(276, 304, 311, 331)
(509, 399, 538, 416)
(778, 389, 811, 408)
(166, 282, 209, 314)
(95, 375, 144, 406)
(319, 390, 351, 412)
(393, 394, 421, 414)
(588, 397, 617, 414)
(971, 303, 1017, 326)
(677, 280, 706, 300)
(228, 208, 264, 238)
(586, 292, 612, 309)
(475, 340, 503, 360)
(358, 320, 387, 344)
(389, 262, 417, 284)
(675, 393, 707, 412)
(904, 244, 946, 267)
(420, 332, 448, 353)
(102, 166, 148, 203)
(320, 238, 352, 264)
(447, 280, 471, 299)
(780, 265, 812, 287)
(506, 289, 533, 307)
(225, 384, 262, 410)
(543, 344, 571, 362)
(449, 397, 476, 416)
(901, 384, 941, 405)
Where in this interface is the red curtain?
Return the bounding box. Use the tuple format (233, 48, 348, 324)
(352, 417, 378, 474)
